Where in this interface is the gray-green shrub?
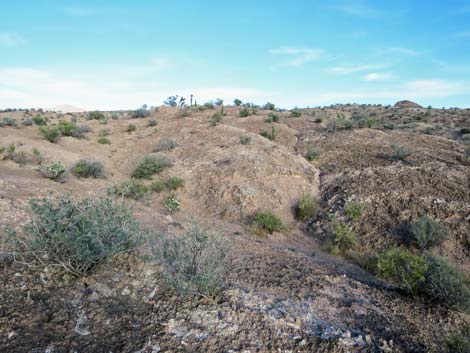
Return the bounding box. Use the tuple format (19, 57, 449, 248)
(71, 159, 104, 178)
(295, 194, 319, 221)
(408, 216, 448, 250)
(254, 212, 283, 233)
(132, 154, 172, 179)
(154, 138, 177, 152)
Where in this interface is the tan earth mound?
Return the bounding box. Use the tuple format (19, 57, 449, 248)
(393, 100, 423, 109)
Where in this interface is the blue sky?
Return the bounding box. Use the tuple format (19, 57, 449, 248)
(1, 0, 470, 110)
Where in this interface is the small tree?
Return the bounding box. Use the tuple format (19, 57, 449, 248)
(233, 98, 242, 106)
(164, 96, 179, 107)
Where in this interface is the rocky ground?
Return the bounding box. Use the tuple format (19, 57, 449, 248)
(0, 103, 469, 352)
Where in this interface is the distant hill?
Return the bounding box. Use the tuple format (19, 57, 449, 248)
(52, 104, 86, 113)
(393, 100, 422, 109)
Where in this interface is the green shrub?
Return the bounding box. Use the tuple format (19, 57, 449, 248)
(58, 120, 78, 137)
(240, 107, 251, 117)
(150, 181, 165, 192)
(254, 212, 283, 233)
(408, 216, 448, 250)
(445, 324, 470, 353)
(203, 102, 215, 110)
(71, 159, 104, 178)
(383, 122, 395, 130)
(290, 109, 302, 118)
(131, 106, 150, 118)
(210, 112, 223, 126)
(39, 126, 61, 143)
(326, 217, 358, 255)
(32, 115, 47, 126)
(423, 255, 470, 311)
(265, 113, 280, 123)
(8, 196, 145, 275)
(164, 194, 180, 212)
(132, 154, 172, 179)
(390, 144, 412, 161)
(38, 161, 67, 181)
(127, 124, 136, 132)
(164, 176, 184, 190)
(148, 118, 158, 127)
(239, 135, 251, 145)
(110, 179, 149, 199)
(176, 107, 191, 118)
(99, 128, 110, 137)
(233, 98, 242, 106)
(373, 248, 428, 294)
(306, 147, 319, 161)
(263, 102, 275, 110)
(344, 201, 363, 222)
(158, 223, 228, 297)
(86, 111, 105, 120)
(260, 125, 277, 141)
(21, 118, 33, 126)
(32, 148, 43, 163)
(97, 136, 111, 144)
(154, 138, 177, 152)
(2, 117, 17, 126)
(295, 195, 319, 221)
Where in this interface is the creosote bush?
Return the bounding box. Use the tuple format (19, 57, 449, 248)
(158, 223, 229, 298)
(408, 216, 448, 250)
(39, 126, 61, 143)
(295, 194, 319, 221)
(71, 159, 104, 178)
(132, 154, 172, 179)
(326, 217, 358, 255)
(110, 179, 149, 199)
(7, 196, 145, 276)
(254, 211, 283, 233)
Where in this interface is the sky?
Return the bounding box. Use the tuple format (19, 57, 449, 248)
(1, 0, 470, 110)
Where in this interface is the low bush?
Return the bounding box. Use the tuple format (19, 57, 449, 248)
(306, 147, 319, 161)
(32, 115, 47, 126)
(326, 217, 358, 255)
(290, 109, 302, 118)
(58, 120, 78, 137)
(132, 154, 172, 179)
(239, 135, 251, 145)
(21, 118, 33, 126)
(408, 216, 448, 250)
(127, 124, 136, 132)
(210, 112, 223, 126)
(97, 136, 111, 144)
(390, 144, 412, 161)
(86, 111, 105, 120)
(344, 201, 363, 222)
(260, 125, 277, 141)
(131, 106, 150, 118)
(158, 223, 228, 298)
(164, 176, 184, 190)
(240, 107, 251, 117)
(110, 179, 149, 199)
(254, 211, 283, 233)
(265, 113, 280, 123)
(164, 194, 180, 212)
(39, 126, 61, 143)
(6, 196, 145, 276)
(150, 180, 165, 192)
(99, 128, 110, 137)
(295, 194, 319, 221)
(38, 161, 67, 181)
(148, 118, 158, 127)
(263, 102, 275, 110)
(154, 138, 177, 152)
(445, 324, 470, 353)
(71, 159, 104, 178)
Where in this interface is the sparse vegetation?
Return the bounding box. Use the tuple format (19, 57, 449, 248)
(99, 128, 110, 137)
(131, 105, 150, 118)
(306, 146, 319, 161)
(260, 125, 277, 141)
(126, 124, 136, 132)
(154, 138, 177, 152)
(158, 223, 228, 297)
(254, 211, 283, 233)
(389, 144, 412, 161)
(344, 201, 363, 222)
(110, 179, 149, 199)
(32, 115, 47, 126)
(239, 134, 251, 145)
(263, 102, 275, 110)
(210, 112, 223, 126)
(71, 159, 104, 178)
(150, 180, 165, 192)
(239, 106, 251, 117)
(265, 113, 280, 123)
(148, 118, 158, 127)
(326, 217, 358, 255)
(39, 126, 61, 143)
(164, 176, 184, 190)
(6, 196, 145, 276)
(132, 154, 172, 179)
(408, 216, 448, 250)
(295, 195, 319, 221)
(97, 136, 111, 144)
(86, 111, 106, 120)
(290, 109, 302, 118)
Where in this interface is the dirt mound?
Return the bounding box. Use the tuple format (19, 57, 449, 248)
(393, 100, 423, 109)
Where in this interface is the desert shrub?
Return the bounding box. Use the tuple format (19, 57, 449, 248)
(164, 176, 184, 190)
(164, 96, 178, 107)
(326, 217, 358, 255)
(86, 111, 105, 120)
(58, 120, 78, 137)
(383, 122, 395, 130)
(99, 128, 110, 137)
(158, 223, 228, 297)
(295, 195, 319, 221)
(132, 154, 172, 179)
(233, 98, 242, 106)
(8, 196, 144, 276)
(32, 148, 42, 164)
(164, 194, 180, 212)
(150, 181, 165, 192)
(76, 124, 93, 135)
(408, 216, 448, 250)
(154, 138, 177, 152)
(445, 324, 470, 353)
(239, 107, 251, 117)
(210, 112, 223, 126)
(111, 113, 119, 120)
(423, 255, 470, 311)
(12, 150, 28, 164)
(131, 105, 150, 118)
(98, 116, 108, 124)
(127, 124, 136, 132)
(110, 179, 149, 199)
(38, 161, 67, 181)
(265, 113, 280, 123)
(32, 115, 47, 126)
(290, 109, 302, 118)
(260, 125, 277, 141)
(21, 118, 33, 126)
(203, 102, 214, 110)
(97, 136, 111, 144)
(263, 102, 275, 110)
(344, 201, 363, 222)
(254, 212, 283, 233)
(373, 248, 428, 294)
(390, 144, 412, 161)
(239, 135, 251, 145)
(214, 98, 224, 106)
(314, 117, 322, 123)
(147, 118, 158, 127)
(1, 144, 28, 164)
(39, 126, 61, 143)
(71, 159, 104, 178)
(2, 117, 17, 126)
(306, 147, 319, 161)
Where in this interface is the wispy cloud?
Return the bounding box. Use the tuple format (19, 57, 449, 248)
(388, 47, 420, 56)
(329, 1, 381, 17)
(363, 72, 393, 81)
(0, 32, 26, 47)
(327, 63, 390, 75)
(269, 47, 325, 68)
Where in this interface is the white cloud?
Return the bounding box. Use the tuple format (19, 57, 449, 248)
(388, 47, 420, 56)
(327, 63, 390, 74)
(0, 33, 26, 47)
(269, 47, 325, 68)
(363, 73, 393, 81)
